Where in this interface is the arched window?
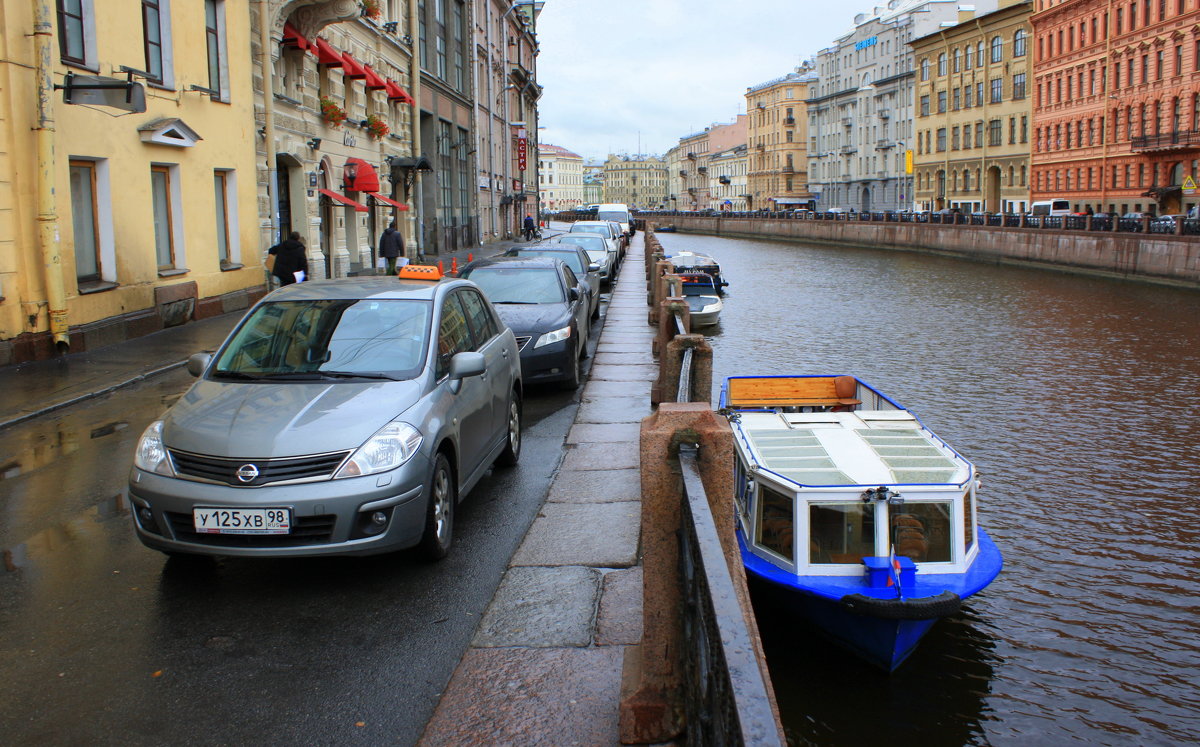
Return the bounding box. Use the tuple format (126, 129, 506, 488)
(1014, 29, 1027, 57)
(977, 42, 985, 65)
(953, 48, 962, 72)
(938, 53, 947, 76)
(966, 43, 974, 69)
(991, 36, 1004, 63)
(921, 57, 930, 81)
(963, 169, 971, 191)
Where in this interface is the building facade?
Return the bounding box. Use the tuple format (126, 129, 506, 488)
(808, 0, 994, 212)
(708, 145, 750, 210)
(675, 118, 747, 210)
(538, 143, 585, 211)
(602, 155, 669, 208)
(913, 0, 1034, 213)
(745, 65, 817, 210)
(1, 0, 264, 364)
(474, 0, 542, 242)
(259, 1, 417, 280)
(582, 162, 604, 205)
(1030, 0, 1200, 215)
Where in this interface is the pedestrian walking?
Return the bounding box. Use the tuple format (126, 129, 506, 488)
(379, 221, 405, 275)
(268, 232, 308, 286)
(523, 214, 536, 241)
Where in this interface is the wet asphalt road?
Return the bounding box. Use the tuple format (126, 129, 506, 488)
(0, 293, 609, 745)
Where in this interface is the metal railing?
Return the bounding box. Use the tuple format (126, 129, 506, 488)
(678, 444, 783, 747)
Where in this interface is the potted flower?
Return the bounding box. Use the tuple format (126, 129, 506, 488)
(360, 0, 382, 19)
(319, 97, 347, 127)
(365, 113, 390, 139)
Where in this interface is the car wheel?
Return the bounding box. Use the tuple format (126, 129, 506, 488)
(494, 394, 522, 467)
(559, 340, 582, 390)
(419, 452, 455, 560)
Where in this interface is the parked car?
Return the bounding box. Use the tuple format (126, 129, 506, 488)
(128, 277, 522, 561)
(503, 245, 600, 319)
(459, 256, 591, 389)
(568, 220, 627, 259)
(1150, 214, 1186, 233)
(546, 233, 618, 285)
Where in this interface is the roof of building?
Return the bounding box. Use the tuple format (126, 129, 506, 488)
(539, 143, 583, 159)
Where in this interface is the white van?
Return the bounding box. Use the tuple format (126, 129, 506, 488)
(597, 203, 633, 235)
(1030, 199, 1073, 217)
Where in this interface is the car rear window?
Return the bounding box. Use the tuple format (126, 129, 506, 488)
(462, 267, 565, 304)
(597, 211, 630, 223)
(510, 249, 585, 274)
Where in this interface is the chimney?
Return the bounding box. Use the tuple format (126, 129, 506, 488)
(958, 4, 976, 22)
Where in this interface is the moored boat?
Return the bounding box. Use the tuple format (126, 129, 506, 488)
(677, 272, 723, 328)
(720, 375, 1002, 671)
(668, 251, 728, 294)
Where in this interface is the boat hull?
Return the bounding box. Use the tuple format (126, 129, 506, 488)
(740, 528, 1002, 672)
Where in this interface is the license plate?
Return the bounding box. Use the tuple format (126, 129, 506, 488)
(193, 507, 292, 535)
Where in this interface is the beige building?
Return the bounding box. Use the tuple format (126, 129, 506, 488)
(602, 155, 668, 209)
(708, 145, 750, 210)
(538, 143, 585, 212)
(1, 0, 263, 364)
(676, 118, 747, 210)
(664, 145, 685, 211)
(745, 66, 816, 210)
(260, 1, 417, 279)
(913, 1, 1033, 212)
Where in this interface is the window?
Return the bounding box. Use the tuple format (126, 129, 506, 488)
(204, 0, 227, 100)
(1013, 72, 1026, 100)
(920, 94, 930, 116)
(459, 289, 500, 345)
(965, 85, 973, 108)
(976, 81, 984, 105)
(214, 170, 231, 266)
(920, 57, 930, 81)
(991, 77, 1003, 103)
(894, 503, 953, 562)
(436, 294, 473, 379)
(964, 123, 973, 148)
(989, 119, 1001, 146)
(1010, 116, 1017, 144)
(809, 503, 874, 564)
(1014, 29, 1027, 57)
(965, 43, 974, 69)
(953, 87, 961, 110)
(150, 165, 176, 270)
(70, 161, 101, 282)
(142, 0, 164, 82)
(936, 127, 947, 151)
(952, 126, 960, 150)
(758, 486, 794, 561)
(57, 0, 89, 65)
(937, 90, 947, 113)
(991, 35, 1003, 63)
(1142, 54, 1149, 83)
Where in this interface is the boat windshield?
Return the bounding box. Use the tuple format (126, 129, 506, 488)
(891, 502, 953, 562)
(757, 485, 795, 561)
(809, 503, 876, 564)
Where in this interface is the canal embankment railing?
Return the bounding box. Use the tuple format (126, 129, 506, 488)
(618, 228, 785, 746)
(601, 211, 1200, 290)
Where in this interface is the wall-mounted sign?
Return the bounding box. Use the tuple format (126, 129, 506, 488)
(855, 36, 877, 51)
(514, 126, 527, 171)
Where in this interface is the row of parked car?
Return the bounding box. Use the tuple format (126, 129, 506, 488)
(126, 218, 634, 565)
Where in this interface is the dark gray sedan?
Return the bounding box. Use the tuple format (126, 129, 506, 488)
(128, 277, 522, 560)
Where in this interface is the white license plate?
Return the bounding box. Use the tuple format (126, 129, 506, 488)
(193, 507, 292, 534)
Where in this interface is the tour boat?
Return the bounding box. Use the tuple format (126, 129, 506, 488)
(719, 375, 1002, 672)
(668, 251, 728, 294)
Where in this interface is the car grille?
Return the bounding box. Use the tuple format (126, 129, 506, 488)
(166, 512, 337, 546)
(168, 449, 352, 486)
(514, 336, 532, 351)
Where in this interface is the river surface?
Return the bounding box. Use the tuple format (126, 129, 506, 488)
(655, 232, 1200, 746)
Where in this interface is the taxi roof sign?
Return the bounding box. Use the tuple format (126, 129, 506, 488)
(396, 264, 442, 281)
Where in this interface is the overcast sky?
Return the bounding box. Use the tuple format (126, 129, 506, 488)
(534, 0, 858, 162)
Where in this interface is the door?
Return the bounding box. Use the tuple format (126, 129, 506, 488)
(458, 288, 509, 447)
(436, 292, 492, 482)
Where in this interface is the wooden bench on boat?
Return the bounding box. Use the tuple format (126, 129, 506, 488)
(726, 376, 862, 410)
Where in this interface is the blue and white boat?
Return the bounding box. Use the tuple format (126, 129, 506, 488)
(720, 375, 1002, 671)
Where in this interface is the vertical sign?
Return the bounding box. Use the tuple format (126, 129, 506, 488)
(904, 149, 914, 174)
(516, 127, 528, 172)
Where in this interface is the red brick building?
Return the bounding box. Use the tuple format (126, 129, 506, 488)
(1031, 0, 1200, 215)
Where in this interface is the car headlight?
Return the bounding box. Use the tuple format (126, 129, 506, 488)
(134, 420, 175, 476)
(335, 422, 423, 478)
(534, 325, 572, 349)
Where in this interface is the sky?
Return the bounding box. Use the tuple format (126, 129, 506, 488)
(534, 0, 859, 162)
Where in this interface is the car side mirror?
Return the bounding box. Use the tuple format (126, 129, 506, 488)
(187, 352, 212, 377)
(588, 263, 600, 273)
(448, 351, 486, 380)
(568, 287, 580, 302)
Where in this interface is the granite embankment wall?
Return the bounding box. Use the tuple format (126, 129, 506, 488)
(649, 216, 1200, 289)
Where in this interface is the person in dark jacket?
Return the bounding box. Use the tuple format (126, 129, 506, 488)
(378, 222, 405, 275)
(522, 214, 536, 241)
(268, 232, 308, 286)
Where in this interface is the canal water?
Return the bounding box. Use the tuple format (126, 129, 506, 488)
(655, 232, 1200, 746)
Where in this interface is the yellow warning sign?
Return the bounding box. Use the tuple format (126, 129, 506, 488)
(1183, 175, 1197, 195)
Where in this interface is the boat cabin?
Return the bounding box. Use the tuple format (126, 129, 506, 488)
(722, 376, 981, 581)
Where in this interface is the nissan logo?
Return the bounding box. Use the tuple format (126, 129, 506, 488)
(235, 464, 260, 483)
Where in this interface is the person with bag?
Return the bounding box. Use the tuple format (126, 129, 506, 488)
(378, 221, 405, 275)
(267, 231, 308, 286)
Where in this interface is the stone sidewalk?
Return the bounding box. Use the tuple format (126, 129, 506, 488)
(418, 235, 654, 746)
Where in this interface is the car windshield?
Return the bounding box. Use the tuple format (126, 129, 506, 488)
(510, 249, 585, 274)
(462, 267, 565, 304)
(213, 299, 431, 380)
(552, 236, 605, 253)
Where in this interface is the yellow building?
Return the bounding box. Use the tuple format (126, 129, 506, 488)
(746, 66, 816, 210)
(602, 155, 668, 209)
(912, 1, 1034, 213)
(0, 0, 263, 364)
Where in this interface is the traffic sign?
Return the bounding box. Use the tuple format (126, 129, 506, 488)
(1183, 175, 1197, 195)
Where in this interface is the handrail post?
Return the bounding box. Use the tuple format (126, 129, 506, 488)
(653, 330, 708, 406)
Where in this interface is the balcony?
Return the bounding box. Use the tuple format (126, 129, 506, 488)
(878, 108, 891, 118)
(842, 117, 853, 127)
(697, 165, 707, 173)
(687, 152, 697, 159)
(756, 143, 765, 151)
(679, 170, 688, 177)
(840, 145, 857, 154)
(1131, 129, 1200, 152)
(781, 164, 794, 174)
(718, 176, 731, 185)
(783, 116, 795, 126)
(876, 139, 895, 149)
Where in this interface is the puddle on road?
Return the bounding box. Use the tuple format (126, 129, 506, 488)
(2, 493, 130, 572)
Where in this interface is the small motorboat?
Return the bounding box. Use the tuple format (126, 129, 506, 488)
(656, 225, 678, 232)
(668, 251, 728, 294)
(684, 292, 722, 328)
(720, 375, 1002, 672)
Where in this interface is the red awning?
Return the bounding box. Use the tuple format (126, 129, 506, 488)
(342, 157, 381, 193)
(369, 192, 410, 211)
(340, 52, 367, 79)
(385, 80, 415, 105)
(314, 37, 343, 67)
(282, 22, 312, 53)
(318, 188, 368, 212)
(362, 65, 388, 90)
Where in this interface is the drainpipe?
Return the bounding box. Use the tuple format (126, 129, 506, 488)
(33, 0, 69, 350)
(409, 0, 424, 257)
(258, 0, 278, 251)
